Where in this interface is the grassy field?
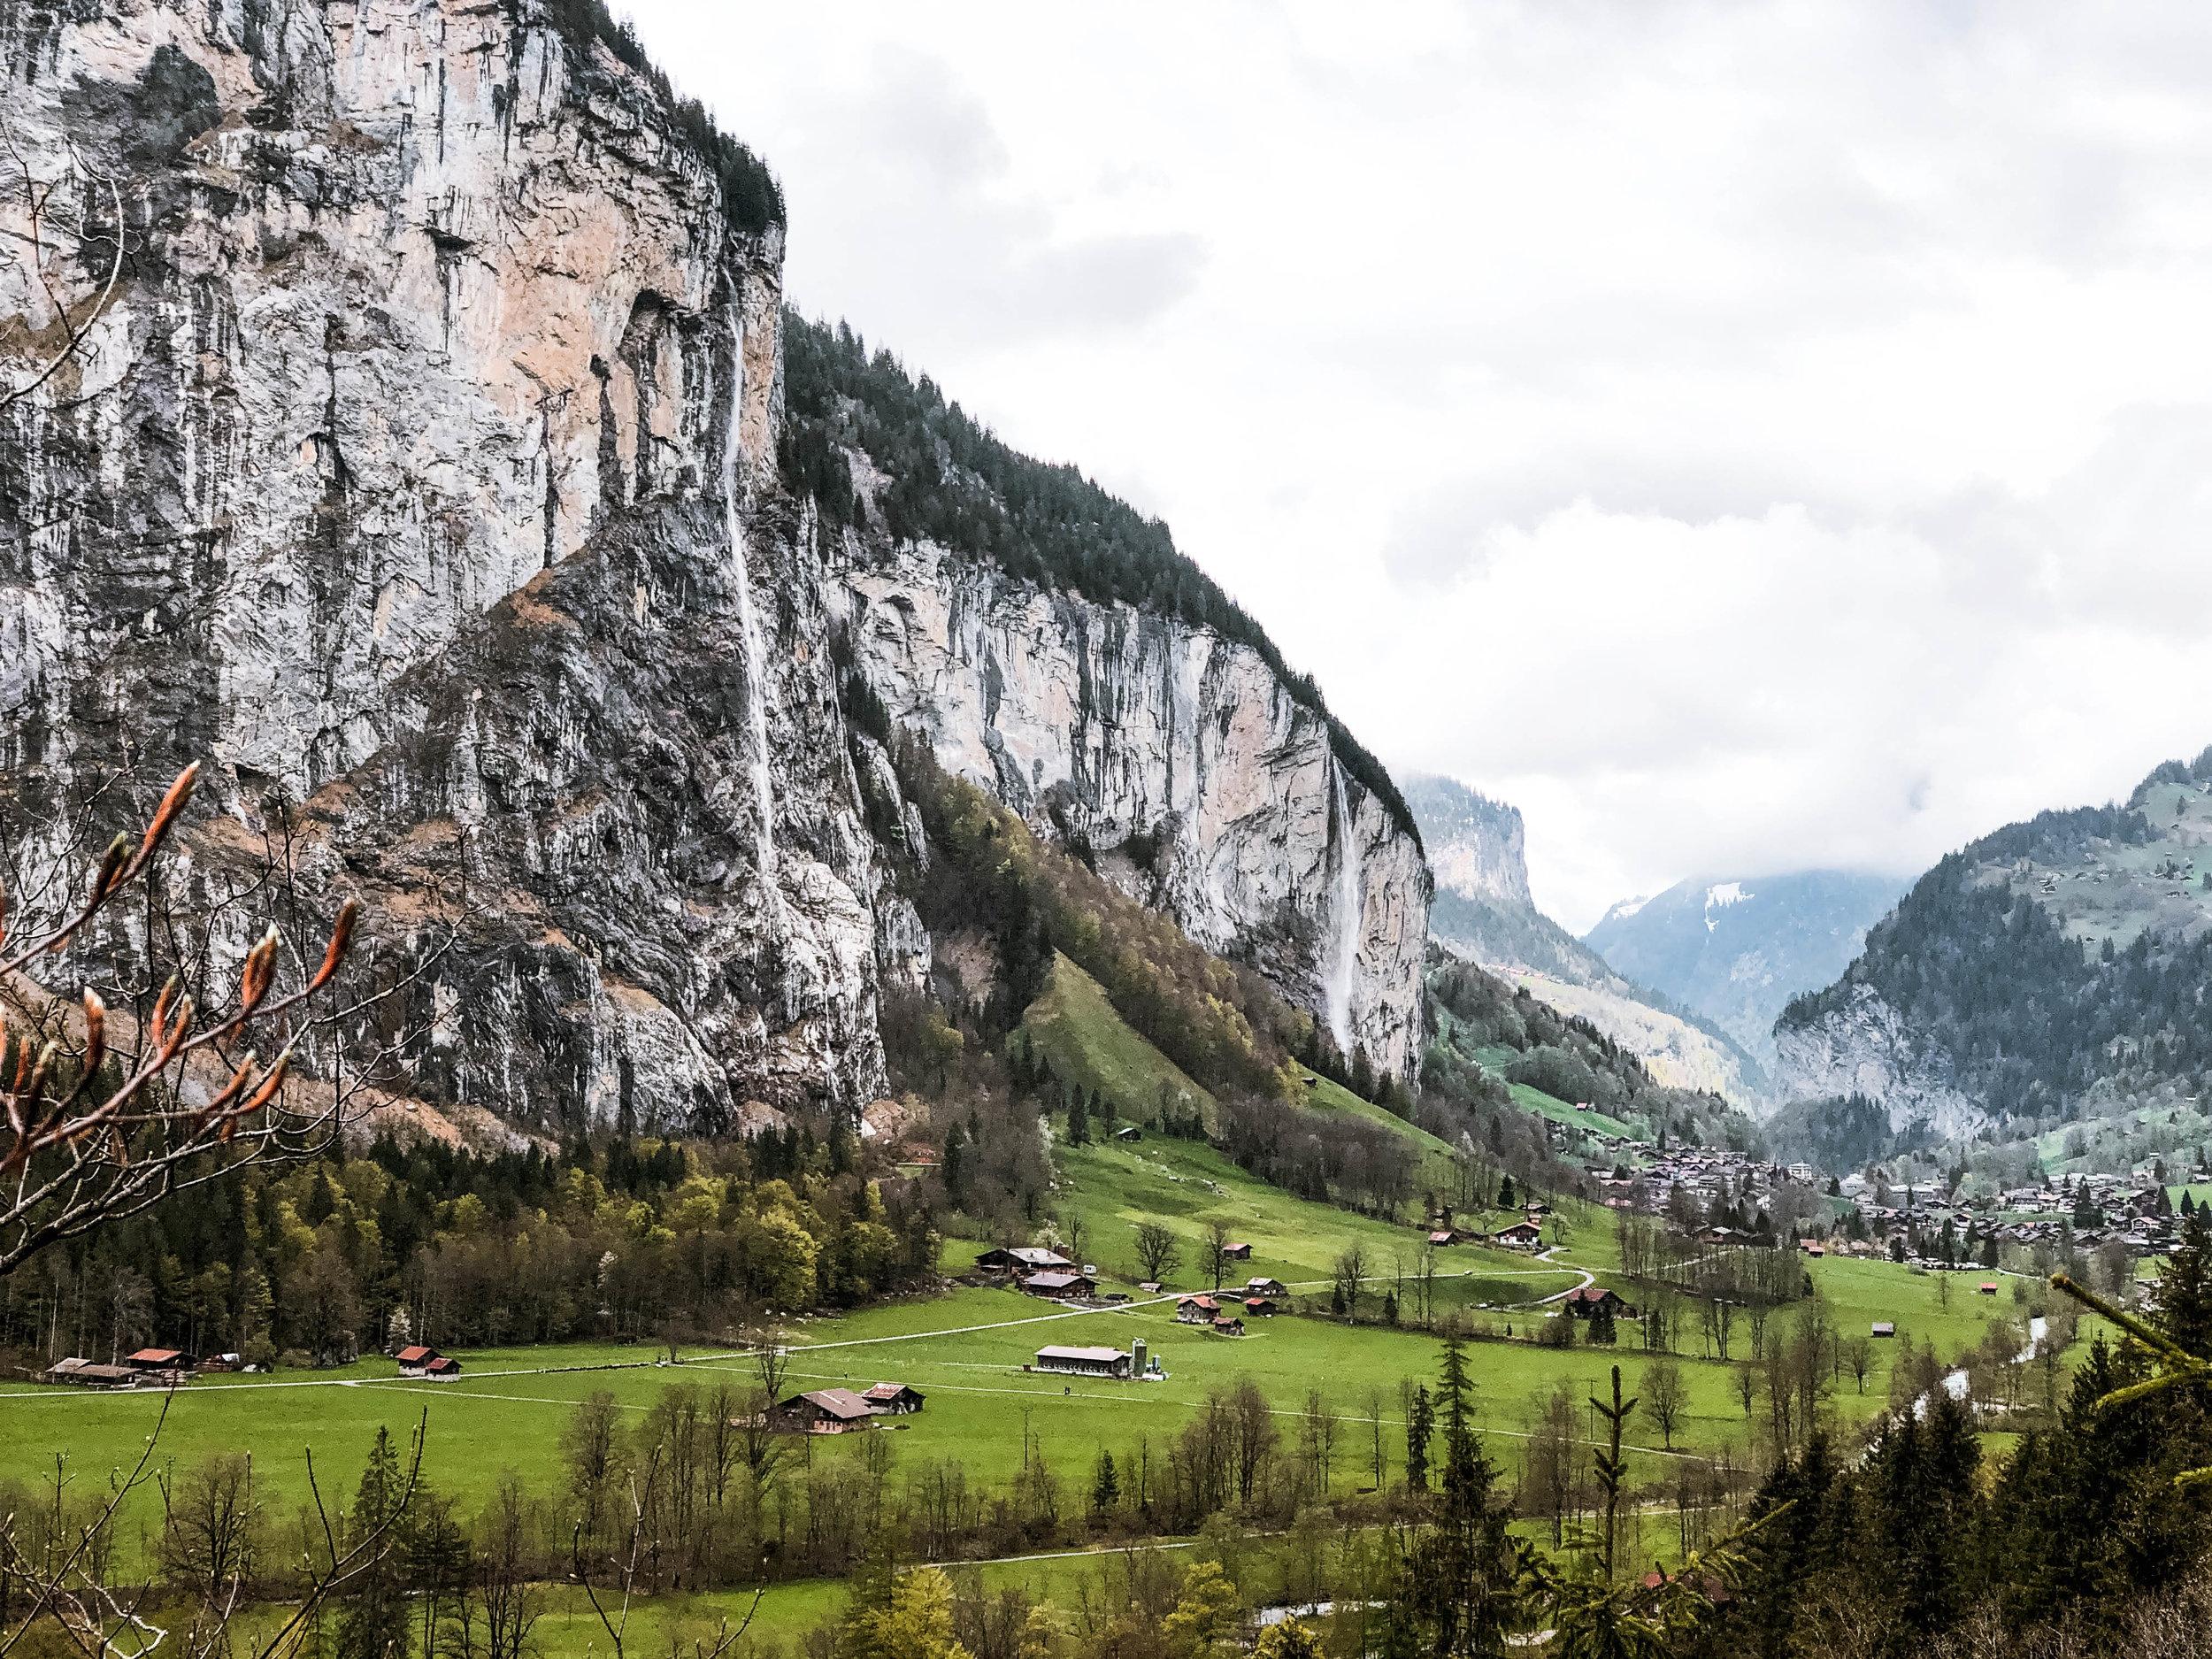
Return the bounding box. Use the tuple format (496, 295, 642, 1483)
(0, 974, 2114, 1596)
(0, 1236, 2089, 1581)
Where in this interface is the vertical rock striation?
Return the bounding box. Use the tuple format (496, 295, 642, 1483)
(833, 541, 1428, 1079)
(1, 0, 1428, 1126)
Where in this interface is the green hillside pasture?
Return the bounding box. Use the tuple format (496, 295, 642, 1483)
(1018, 954, 1216, 1125)
(998, 1131, 1577, 1314)
(1507, 1082, 1638, 1141)
(1294, 1071, 1459, 1160)
(1018, 951, 1456, 1179)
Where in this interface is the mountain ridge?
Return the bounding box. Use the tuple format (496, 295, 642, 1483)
(1405, 773, 1769, 1107)
(1776, 749, 2212, 1136)
(1583, 868, 1905, 1070)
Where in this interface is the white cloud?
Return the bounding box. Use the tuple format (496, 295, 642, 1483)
(626, 0, 2212, 930)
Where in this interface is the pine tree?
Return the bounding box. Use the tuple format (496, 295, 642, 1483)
(1090, 1449, 1119, 1519)
(941, 1125, 964, 1202)
(2161, 1207, 2212, 1353)
(1067, 1088, 1089, 1147)
(1404, 1384, 1433, 1491)
(1589, 1301, 1617, 1346)
(336, 1427, 411, 1659)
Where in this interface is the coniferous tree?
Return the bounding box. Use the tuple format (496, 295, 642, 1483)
(1404, 1384, 1434, 1492)
(336, 1427, 411, 1659)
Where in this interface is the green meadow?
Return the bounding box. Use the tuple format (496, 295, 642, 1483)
(0, 949, 2115, 1601)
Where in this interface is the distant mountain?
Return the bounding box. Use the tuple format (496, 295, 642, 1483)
(1405, 774, 1770, 1108)
(1775, 749, 2212, 1136)
(1583, 872, 1904, 1070)
(1401, 775, 1531, 909)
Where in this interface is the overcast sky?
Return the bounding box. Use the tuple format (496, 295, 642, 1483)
(628, 0, 2212, 932)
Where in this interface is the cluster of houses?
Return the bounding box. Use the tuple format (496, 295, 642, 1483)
(40, 1348, 218, 1387)
(974, 1246, 1103, 1300)
(1586, 1143, 1816, 1222)
(1826, 1165, 2197, 1261)
(1172, 1277, 1290, 1336)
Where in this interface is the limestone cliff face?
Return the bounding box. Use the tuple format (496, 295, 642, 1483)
(0, 0, 1427, 1124)
(1771, 985, 1981, 1139)
(1402, 774, 1531, 910)
(0, 0, 889, 1130)
(833, 541, 1429, 1080)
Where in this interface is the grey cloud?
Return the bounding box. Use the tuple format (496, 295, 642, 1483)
(1381, 455, 1852, 586)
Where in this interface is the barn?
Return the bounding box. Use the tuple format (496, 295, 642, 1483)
(775, 1388, 878, 1432)
(1034, 1345, 1133, 1379)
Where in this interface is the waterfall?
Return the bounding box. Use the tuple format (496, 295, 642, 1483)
(1324, 761, 1363, 1053)
(723, 313, 776, 885)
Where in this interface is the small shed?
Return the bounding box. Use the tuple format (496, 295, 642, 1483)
(863, 1382, 926, 1415)
(1113, 1125, 1143, 1142)
(1210, 1317, 1246, 1337)
(42, 1358, 138, 1388)
(1978, 1281, 2000, 1295)
(1246, 1277, 1289, 1298)
(1244, 1296, 1279, 1317)
(423, 1356, 463, 1381)
(1222, 1242, 1254, 1261)
(1871, 1322, 1896, 1339)
(1428, 1230, 1458, 1247)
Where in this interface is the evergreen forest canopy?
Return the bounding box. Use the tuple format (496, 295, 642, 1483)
(1778, 750, 2212, 1125)
(541, 0, 784, 234)
(779, 311, 1419, 848)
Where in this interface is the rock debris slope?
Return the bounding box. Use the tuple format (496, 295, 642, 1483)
(0, 0, 1428, 1129)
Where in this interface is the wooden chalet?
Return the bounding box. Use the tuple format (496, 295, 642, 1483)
(775, 1387, 878, 1432)
(1244, 1296, 1279, 1317)
(1562, 1286, 1635, 1320)
(395, 1345, 442, 1376)
(975, 1246, 1073, 1276)
(124, 1348, 196, 1379)
(42, 1357, 139, 1388)
(1210, 1317, 1246, 1337)
(423, 1356, 463, 1380)
(1023, 1270, 1097, 1300)
(1222, 1242, 1253, 1261)
(1245, 1277, 1289, 1298)
(1491, 1221, 1544, 1248)
(1175, 1294, 1222, 1325)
